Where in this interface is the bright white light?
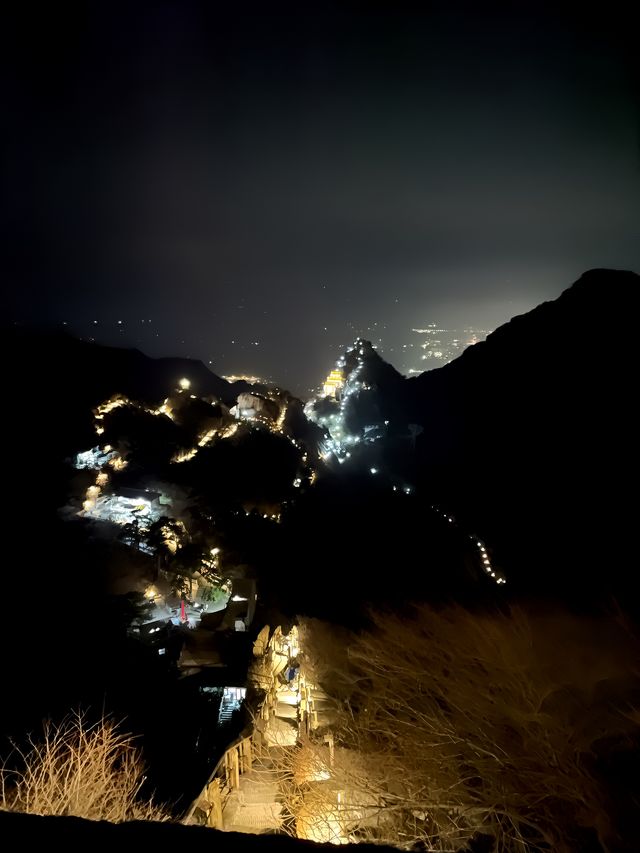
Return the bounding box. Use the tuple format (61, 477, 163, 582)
(370, 467, 378, 474)
(231, 594, 248, 602)
(179, 377, 191, 390)
(75, 446, 116, 470)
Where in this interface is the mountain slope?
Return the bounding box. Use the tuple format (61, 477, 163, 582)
(4, 329, 249, 457)
(400, 269, 638, 602)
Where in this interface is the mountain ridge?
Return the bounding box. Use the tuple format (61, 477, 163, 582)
(391, 267, 638, 603)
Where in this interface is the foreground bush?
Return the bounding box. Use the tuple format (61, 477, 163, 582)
(1, 713, 167, 823)
(280, 607, 640, 851)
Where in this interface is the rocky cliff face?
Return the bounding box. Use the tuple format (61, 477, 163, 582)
(236, 391, 282, 423)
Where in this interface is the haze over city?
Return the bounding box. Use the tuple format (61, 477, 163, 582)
(4, 3, 639, 390)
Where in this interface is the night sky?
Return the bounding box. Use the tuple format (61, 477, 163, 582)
(3, 2, 638, 392)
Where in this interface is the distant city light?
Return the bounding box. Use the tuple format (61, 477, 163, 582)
(404, 325, 490, 375)
(179, 377, 191, 390)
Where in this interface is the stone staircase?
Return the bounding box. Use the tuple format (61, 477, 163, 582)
(221, 754, 285, 833)
(220, 684, 301, 834)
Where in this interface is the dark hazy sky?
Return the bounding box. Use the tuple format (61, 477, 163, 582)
(3, 1, 639, 391)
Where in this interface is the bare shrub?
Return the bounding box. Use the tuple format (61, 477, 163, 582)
(1, 712, 168, 822)
(288, 607, 640, 851)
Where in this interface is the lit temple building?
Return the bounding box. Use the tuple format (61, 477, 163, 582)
(322, 368, 344, 398)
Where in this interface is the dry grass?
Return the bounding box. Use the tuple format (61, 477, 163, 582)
(1, 712, 168, 823)
(285, 606, 640, 852)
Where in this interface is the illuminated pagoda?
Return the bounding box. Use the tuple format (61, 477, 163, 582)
(322, 368, 344, 398)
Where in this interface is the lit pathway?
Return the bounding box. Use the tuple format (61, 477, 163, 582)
(220, 753, 284, 833)
(220, 684, 300, 834)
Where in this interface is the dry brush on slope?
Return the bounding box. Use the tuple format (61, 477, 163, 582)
(273, 608, 640, 851)
(1, 713, 168, 823)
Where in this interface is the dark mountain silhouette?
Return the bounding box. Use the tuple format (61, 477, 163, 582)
(5, 269, 636, 612)
(384, 268, 638, 605)
(3, 328, 249, 497)
(349, 339, 404, 392)
(6, 328, 246, 411)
